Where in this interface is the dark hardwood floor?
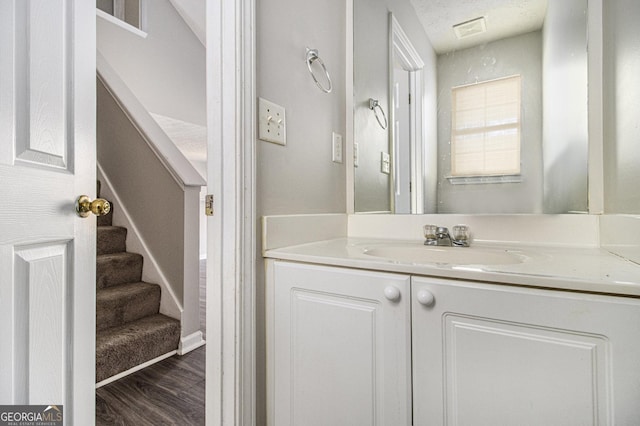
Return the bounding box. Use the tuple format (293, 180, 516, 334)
(96, 260, 207, 425)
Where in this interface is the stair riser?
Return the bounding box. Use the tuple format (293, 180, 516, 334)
(97, 285, 161, 331)
(96, 254, 143, 289)
(96, 315, 180, 382)
(97, 226, 127, 256)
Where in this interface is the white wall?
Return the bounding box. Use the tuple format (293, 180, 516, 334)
(169, 0, 205, 45)
(97, 0, 206, 126)
(353, 0, 437, 213)
(437, 31, 544, 214)
(603, 0, 640, 214)
(542, 0, 588, 213)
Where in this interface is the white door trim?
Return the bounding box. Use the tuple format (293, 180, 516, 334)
(389, 13, 425, 215)
(206, 0, 256, 423)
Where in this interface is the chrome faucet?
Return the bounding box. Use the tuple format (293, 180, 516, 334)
(424, 224, 470, 247)
(425, 226, 451, 246)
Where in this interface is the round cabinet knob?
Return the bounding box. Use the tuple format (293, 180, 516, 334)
(384, 286, 401, 302)
(417, 290, 435, 307)
(75, 195, 111, 218)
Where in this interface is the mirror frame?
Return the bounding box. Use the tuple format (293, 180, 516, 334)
(346, 0, 605, 215)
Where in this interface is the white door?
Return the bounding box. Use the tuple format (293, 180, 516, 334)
(268, 261, 412, 426)
(0, 1, 96, 424)
(412, 276, 640, 425)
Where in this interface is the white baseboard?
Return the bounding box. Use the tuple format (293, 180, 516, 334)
(178, 330, 206, 355)
(95, 350, 178, 388)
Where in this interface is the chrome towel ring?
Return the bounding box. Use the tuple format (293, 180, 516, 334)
(306, 48, 332, 93)
(369, 98, 388, 130)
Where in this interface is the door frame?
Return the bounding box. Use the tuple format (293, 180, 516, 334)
(388, 13, 425, 215)
(206, 0, 256, 424)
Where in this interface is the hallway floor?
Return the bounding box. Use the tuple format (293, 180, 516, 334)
(96, 260, 206, 425)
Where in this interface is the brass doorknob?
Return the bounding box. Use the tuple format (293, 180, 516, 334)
(75, 195, 111, 218)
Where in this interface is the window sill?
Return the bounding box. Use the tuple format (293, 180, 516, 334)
(446, 175, 522, 185)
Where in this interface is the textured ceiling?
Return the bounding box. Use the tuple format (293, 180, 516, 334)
(408, 0, 549, 53)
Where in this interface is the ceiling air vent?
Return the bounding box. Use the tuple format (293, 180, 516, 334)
(453, 16, 487, 39)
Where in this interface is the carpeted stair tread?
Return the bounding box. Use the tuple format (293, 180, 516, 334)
(97, 226, 127, 255)
(96, 282, 160, 331)
(96, 252, 143, 289)
(96, 314, 180, 382)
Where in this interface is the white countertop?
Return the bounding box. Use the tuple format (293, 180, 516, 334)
(263, 238, 640, 297)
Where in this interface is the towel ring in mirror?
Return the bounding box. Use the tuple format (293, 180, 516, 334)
(306, 48, 332, 93)
(369, 98, 388, 130)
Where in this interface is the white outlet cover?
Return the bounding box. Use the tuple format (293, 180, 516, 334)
(258, 98, 286, 145)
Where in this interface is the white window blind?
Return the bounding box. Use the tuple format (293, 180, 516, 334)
(451, 75, 521, 177)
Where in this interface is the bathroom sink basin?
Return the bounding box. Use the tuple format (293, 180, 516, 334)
(362, 245, 524, 265)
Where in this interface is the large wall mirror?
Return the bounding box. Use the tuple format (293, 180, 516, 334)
(353, 0, 589, 214)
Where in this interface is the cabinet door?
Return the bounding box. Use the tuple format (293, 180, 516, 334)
(268, 261, 411, 426)
(412, 277, 640, 426)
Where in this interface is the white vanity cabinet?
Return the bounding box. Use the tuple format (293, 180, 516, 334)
(412, 276, 640, 426)
(267, 259, 640, 426)
(266, 260, 412, 426)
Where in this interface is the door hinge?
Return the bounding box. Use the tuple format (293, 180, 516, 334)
(205, 194, 214, 216)
(408, 93, 411, 104)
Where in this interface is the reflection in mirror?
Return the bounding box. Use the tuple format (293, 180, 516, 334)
(353, 0, 589, 214)
(390, 14, 426, 214)
(603, 0, 640, 214)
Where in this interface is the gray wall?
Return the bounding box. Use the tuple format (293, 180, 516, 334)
(603, 0, 640, 214)
(437, 31, 543, 214)
(542, 0, 588, 213)
(353, 0, 437, 213)
(256, 0, 346, 217)
(97, 0, 113, 14)
(97, 0, 206, 126)
(353, 0, 391, 212)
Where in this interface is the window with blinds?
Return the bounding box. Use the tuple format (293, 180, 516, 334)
(451, 75, 521, 178)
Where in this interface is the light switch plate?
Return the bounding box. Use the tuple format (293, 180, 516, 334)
(354, 142, 359, 167)
(258, 97, 286, 145)
(381, 152, 390, 174)
(332, 132, 343, 163)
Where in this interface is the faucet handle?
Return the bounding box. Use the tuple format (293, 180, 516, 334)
(451, 224, 470, 247)
(423, 224, 438, 239)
